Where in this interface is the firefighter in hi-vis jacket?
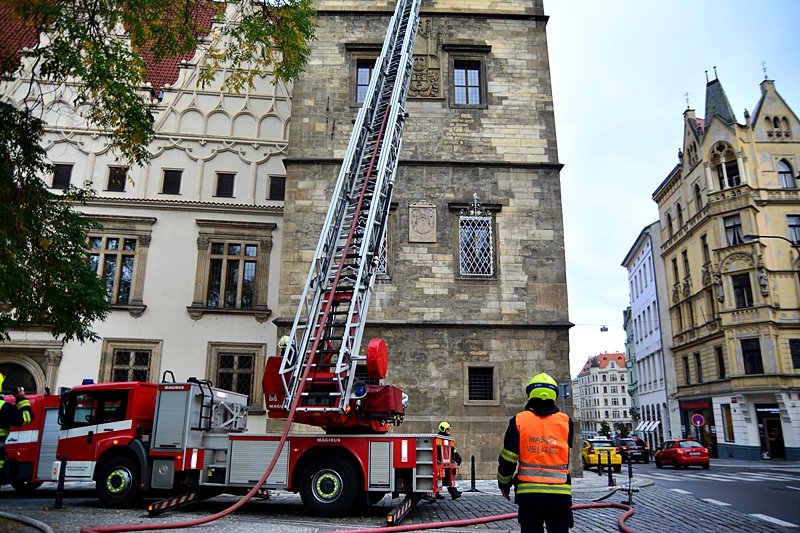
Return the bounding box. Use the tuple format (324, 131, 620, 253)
(498, 372, 574, 533)
(0, 372, 34, 484)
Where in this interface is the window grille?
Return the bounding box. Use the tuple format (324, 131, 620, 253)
(459, 194, 494, 277)
(468, 366, 494, 401)
(111, 350, 151, 382)
(216, 352, 254, 398)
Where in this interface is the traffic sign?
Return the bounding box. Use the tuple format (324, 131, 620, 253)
(691, 413, 705, 427)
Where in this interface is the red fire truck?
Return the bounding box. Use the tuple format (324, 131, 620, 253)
(5, 0, 458, 519)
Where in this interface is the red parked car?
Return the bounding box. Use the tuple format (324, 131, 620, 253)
(654, 439, 710, 469)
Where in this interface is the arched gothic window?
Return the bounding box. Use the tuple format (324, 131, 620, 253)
(694, 184, 703, 213)
(779, 160, 796, 189)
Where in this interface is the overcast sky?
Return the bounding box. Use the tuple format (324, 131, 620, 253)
(543, 0, 800, 378)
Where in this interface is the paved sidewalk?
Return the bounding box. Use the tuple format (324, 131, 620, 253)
(0, 468, 797, 533)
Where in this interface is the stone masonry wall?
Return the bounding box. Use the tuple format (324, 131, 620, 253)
(278, 0, 571, 477)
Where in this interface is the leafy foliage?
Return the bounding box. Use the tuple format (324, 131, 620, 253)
(0, 1, 316, 341)
(0, 103, 108, 342)
(2, 0, 316, 165)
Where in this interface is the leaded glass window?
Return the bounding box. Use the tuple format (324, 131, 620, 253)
(89, 236, 137, 304)
(458, 195, 494, 277)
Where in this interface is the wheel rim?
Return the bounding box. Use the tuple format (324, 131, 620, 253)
(312, 470, 343, 503)
(106, 467, 133, 495)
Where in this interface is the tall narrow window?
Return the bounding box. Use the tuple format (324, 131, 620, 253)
(666, 213, 674, 238)
(788, 215, 800, 245)
(89, 236, 137, 304)
(701, 234, 710, 264)
(671, 258, 679, 284)
(694, 353, 703, 383)
(206, 242, 258, 309)
(52, 163, 73, 189)
(215, 172, 235, 197)
(789, 339, 800, 369)
(355, 58, 376, 104)
(458, 195, 494, 278)
(161, 169, 182, 194)
(731, 274, 753, 309)
(694, 183, 703, 213)
(268, 176, 286, 201)
(683, 356, 690, 384)
(682, 250, 690, 278)
(676, 203, 684, 227)
(716, 346, 726, 379)
(721, 404, 734, 442)
(107, 166, 127, 192)
(741, 338, 764, 375)
(778, 160, 796, 189)
(723, 215, 744, 246)
(452, 60, 482, 106)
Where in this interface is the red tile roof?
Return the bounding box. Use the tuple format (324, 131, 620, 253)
(0, 4, 39, 74)
(0, 3, 216, 96)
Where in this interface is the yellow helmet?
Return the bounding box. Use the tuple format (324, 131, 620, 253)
(0, 371, 4, 392)
(438, 421, 451, 433)
(526, 372, 559, 401)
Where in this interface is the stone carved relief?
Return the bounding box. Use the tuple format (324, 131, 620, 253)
(409, 201, 437, 243)
(409, 19, 441, 99)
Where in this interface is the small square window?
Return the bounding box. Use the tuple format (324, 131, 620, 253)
(52, 164, 73, 189)
(451, 59, 485, 108)
(467, 367, 494, 401)
(107, 166, 127, 192)
(216, 172, 235, 197)
(162, 169, 182, 195)
(268, 176, 286, 201)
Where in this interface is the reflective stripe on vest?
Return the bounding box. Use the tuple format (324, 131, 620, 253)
(515, 410, 570, 485)
(516, 481, 572, 496)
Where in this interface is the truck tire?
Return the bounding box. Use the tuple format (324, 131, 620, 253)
(97, 456, 142, 507)
(299, 455, 359, 517)
(11, 480, 43, 493)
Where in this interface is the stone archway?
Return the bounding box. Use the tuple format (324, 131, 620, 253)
(0, 361, 37, 393)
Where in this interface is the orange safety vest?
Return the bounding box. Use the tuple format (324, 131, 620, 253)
(515, 410, 570, 485)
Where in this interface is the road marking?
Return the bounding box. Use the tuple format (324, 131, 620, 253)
(687, 473, 735, 482)
(670, 488, 692, 495)
(701, 498, 731, 506)
(749, 514, 798, 528)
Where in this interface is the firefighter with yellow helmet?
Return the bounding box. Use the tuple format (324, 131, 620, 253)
(436, 421, 462, 499)
(497, 372, 573, 533)
(0, 372, 34, 484)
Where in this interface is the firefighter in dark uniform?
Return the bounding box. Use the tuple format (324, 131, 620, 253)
(0, 372, 34, 484)
(497, 372, 573, 533)
(437, 421, 462, 500)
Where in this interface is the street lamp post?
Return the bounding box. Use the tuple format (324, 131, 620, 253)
(742, 233, 800, 252)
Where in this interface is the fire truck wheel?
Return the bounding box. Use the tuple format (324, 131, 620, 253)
(97, 456, 142, 507)
(299, 455, 359, 516)
(11, 480, 43, 493)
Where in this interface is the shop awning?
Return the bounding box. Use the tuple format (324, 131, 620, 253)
(634, 422, 646, 431)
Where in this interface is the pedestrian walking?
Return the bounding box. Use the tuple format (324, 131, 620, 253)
(497, 372, 573, 533)
(0, 372, 34, 484)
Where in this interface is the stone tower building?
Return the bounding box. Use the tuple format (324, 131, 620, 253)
(277, 0, 571, 476)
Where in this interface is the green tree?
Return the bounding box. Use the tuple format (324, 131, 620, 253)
(0, 0, 316, 341)
(598, 420, 611, 438)
(0, 103, 108, 342)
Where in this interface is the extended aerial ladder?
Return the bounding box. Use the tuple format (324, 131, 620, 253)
(264, 0, 422, 432)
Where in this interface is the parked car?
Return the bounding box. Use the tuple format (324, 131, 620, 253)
(654, 439, 710, 469)
(618, 437, 650, 464)
(581, 438, 622, 472)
